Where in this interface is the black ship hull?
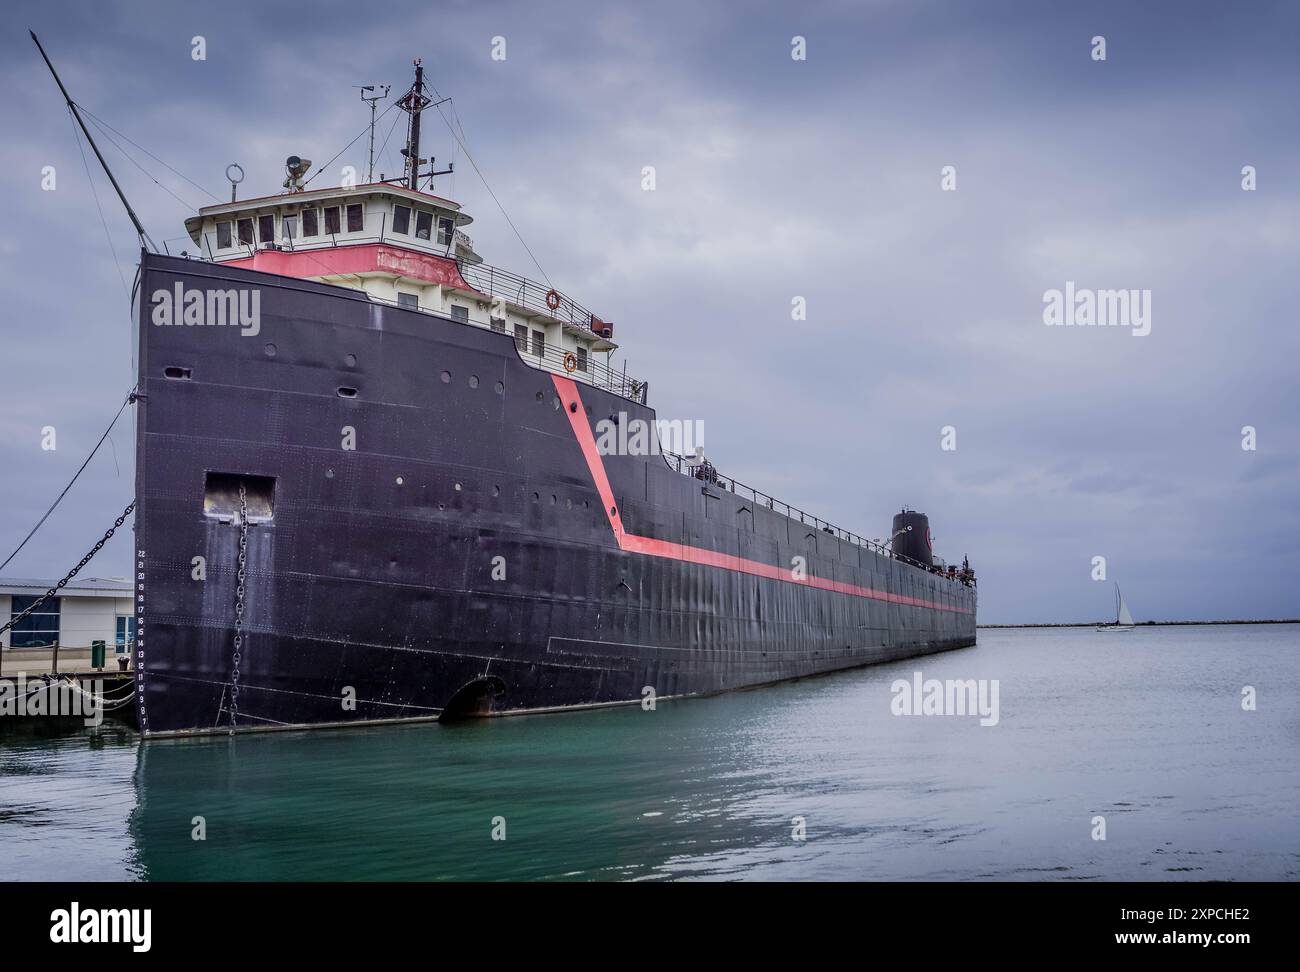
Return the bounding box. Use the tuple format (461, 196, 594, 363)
(132, 253, 976, 734)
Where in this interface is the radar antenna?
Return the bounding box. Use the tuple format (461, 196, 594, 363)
(355, 83, 390, 183)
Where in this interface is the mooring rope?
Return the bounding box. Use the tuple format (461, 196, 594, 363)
(0, 389, 134, 574)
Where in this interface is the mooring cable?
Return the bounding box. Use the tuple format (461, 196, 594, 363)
(0, 389, 134, 574)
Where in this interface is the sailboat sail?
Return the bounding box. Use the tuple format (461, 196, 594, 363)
(1117, 588, 1134, 626)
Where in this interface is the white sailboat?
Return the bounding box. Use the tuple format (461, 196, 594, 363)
(1097, 584, 1136, 631)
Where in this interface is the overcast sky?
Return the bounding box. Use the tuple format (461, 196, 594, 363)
(1, 0, 1297, 624)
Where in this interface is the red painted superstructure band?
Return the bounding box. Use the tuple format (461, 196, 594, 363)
(225, 242, 474, 291)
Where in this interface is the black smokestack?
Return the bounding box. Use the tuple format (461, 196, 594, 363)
(891, 509, 932, 568)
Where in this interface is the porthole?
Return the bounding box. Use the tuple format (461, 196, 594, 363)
(494, 381, 504, 395)
(264, 343, 277, 357)
(535, 391, 544, 402)
(440, 371, 451, 384)
(344, 353, 357, 367)
(468, 375, 479, 389)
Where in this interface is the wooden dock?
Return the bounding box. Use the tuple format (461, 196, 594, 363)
(0, 667, 136, 726)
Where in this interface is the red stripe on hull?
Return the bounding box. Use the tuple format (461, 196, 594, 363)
(551, 375, 972, 615)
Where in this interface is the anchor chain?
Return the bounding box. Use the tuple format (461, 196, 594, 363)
(0, 500, 135, 638)
(229, 482, 249, 729)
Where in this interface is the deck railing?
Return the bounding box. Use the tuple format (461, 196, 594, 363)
(660, 451, 975, 585)
(519, 338, 646, 403)
(362, 292, 647, 403)
(455, 259, 611, 338)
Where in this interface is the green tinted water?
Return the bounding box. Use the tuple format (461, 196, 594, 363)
(2, 625, 1297, 880)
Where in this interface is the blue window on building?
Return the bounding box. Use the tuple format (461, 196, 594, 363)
(8, 596, 61, 648)
(115, 615, 136, 654)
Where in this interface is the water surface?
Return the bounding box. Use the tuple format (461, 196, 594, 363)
(2, 624, 1297, 880)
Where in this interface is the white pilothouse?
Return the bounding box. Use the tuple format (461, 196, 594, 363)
(180, 59, 632, 398)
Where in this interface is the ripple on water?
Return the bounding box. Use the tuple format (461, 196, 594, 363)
(0, 625, 1297, 880)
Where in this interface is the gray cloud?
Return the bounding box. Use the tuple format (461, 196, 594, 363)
(1, 0, 1296, 623)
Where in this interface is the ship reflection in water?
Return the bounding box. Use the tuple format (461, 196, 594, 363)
(2, 626, 1297, 881)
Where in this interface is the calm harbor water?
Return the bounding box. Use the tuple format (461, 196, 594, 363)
(2, 624, 1297, 881)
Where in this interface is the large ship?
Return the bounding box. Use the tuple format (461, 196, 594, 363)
(121, 61, 977, 734)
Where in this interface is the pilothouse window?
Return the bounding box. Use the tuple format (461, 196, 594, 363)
(237, 218, 254, 246)
(216, 221, 232, 249)
(346, 203, 363, 233)
(282, 216, 297, 242)
(415, 210, 432, 241)
(437, 216, 454, 246)
(258, 214, 275, 244)
(324, 206, 341, 235)
(392, 205, 410, 235)
(302, 208, 319, 236)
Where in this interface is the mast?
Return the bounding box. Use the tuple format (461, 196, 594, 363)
(1116, 585, 1134, 626)
(395, 58, 452, 191)
(398, 60, 431, 190)
(357, 83, 390, 183)
(30, 31, 156, 252)
(406, 61, 423, 190)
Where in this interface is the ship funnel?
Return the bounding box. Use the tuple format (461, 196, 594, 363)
(891, 509, 932, 567)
